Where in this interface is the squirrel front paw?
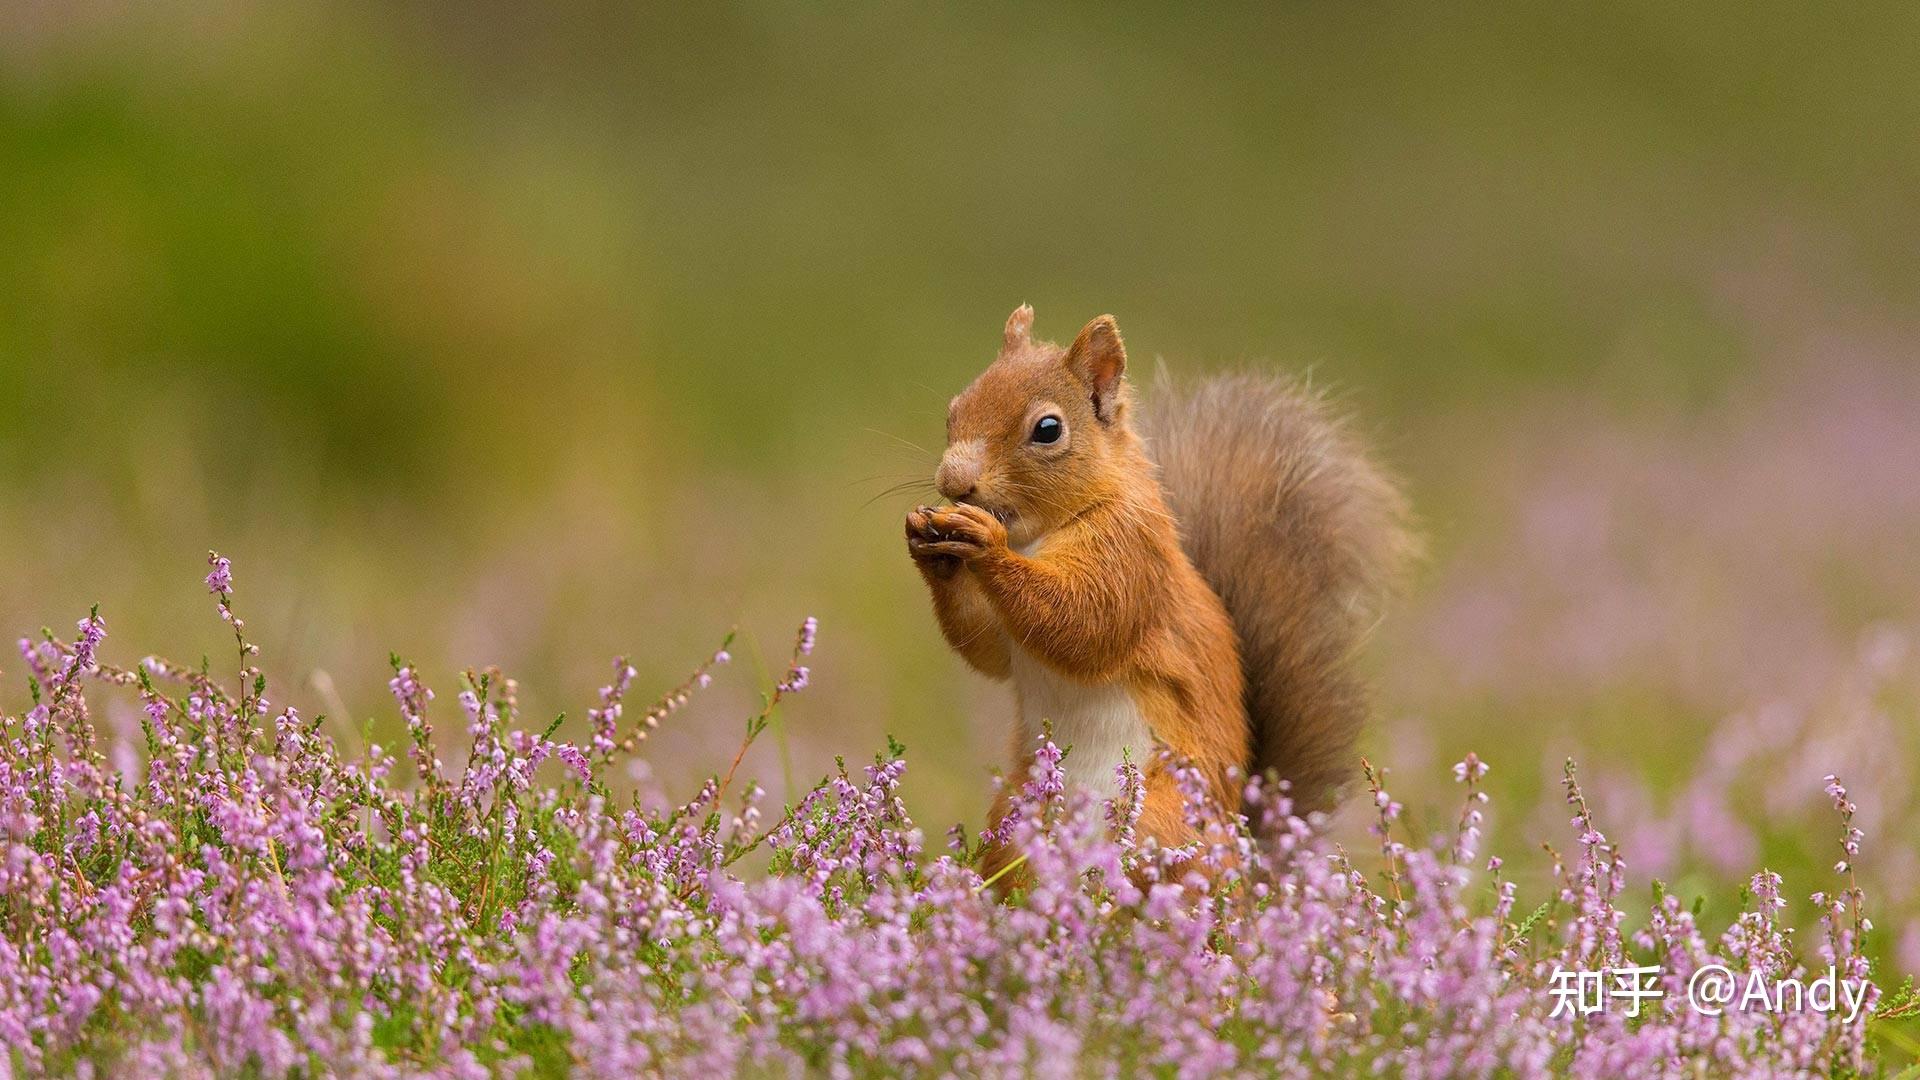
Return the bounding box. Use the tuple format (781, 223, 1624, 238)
(906, 506, 962, 579)
(906, 503, 1007, 567)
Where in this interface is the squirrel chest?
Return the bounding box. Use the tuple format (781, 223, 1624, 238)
(1005, 643, 1153, 796)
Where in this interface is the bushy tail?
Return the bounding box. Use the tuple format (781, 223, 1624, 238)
(1140, 371, 1418, 814)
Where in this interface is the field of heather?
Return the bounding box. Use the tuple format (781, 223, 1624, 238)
(6, 2, 1920, 1075)
(1, 552, 1909, 1074)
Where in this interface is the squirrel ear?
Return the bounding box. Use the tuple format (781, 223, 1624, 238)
(1002, 304, 1035, 351)
(1065, 314, 1127, 423)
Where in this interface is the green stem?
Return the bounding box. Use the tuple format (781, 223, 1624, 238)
(973, 853, 1029, 895)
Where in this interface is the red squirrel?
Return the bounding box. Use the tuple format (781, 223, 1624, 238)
(905, 306, 1415, 880)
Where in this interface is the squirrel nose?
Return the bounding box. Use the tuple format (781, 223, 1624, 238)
(936, 445, 983, 502)
(936, 470, 977, 502)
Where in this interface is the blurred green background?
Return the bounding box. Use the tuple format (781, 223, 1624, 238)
(5, 0, 1920, 948)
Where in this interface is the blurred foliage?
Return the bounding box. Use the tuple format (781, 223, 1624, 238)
(3, 1, 1919, 861)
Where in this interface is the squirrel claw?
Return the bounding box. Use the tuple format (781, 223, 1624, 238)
(906, 508, 967, 578)
(906, 506, 946, 542)
(906, 534, 962, 581)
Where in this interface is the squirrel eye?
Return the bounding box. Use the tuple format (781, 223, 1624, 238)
(1030, 415, 1064, 445)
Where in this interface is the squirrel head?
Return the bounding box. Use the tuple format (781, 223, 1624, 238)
(936, 306, 1139, 548)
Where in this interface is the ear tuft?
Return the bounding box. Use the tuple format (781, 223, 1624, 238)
(1002, 304, 1035, 351)
(1065, 314, 1127, 422)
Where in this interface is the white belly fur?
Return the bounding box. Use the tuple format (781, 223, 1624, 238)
(1007, 645, 1153, 795)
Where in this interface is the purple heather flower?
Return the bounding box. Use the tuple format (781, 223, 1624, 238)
(205, 552, 233, 595)
(555, 743, 592, 780)
(1452, 753, 1488, 784)
(71, 613, 106, 673)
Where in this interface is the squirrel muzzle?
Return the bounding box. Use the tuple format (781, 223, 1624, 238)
(935, 439, 985, 502)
